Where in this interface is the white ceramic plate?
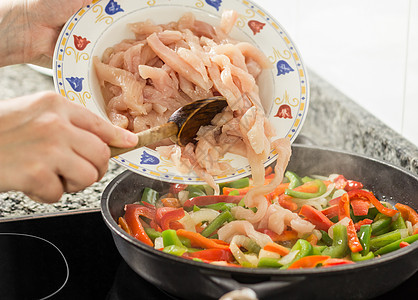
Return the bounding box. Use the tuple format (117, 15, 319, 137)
(53, 0, 309, 185)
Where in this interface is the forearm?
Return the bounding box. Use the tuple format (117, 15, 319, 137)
(0, 2, 29, 67)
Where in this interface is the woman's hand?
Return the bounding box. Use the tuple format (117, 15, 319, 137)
(0, 0, 92, 68)
(0, 91, 138, 203)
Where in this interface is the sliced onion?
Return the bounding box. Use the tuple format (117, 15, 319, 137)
(328, 174, 341, 182)
(311, 174, 331, 181)
(154, 237, 164, 249)
(277, 249, 299, 265)
(258, 248, 281, 259)
(178, 190, 189, 205)
(406, 220, 413, 236)
(400, 229, 409, 239)
(244, 253, 259, 266)
(332, 189, 346, 200)
(190, 208, 220, 224)
(313, 229, 322, 240)
(178, 212, 196, 232)
(328, 217, 351, 239)
(230, 235, 253, 267)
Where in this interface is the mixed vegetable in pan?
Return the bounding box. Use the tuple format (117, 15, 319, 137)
(118, 167, 418, 269)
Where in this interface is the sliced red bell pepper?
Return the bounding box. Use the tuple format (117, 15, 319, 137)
(321, 204, 339, 219)
(395, 203, 418, 226)
(350, 198, 370, 216)
(288, 255, 331, 269)
(333, 175, 347, 190)
(299, 205, 335, 231)
(185, 249, 234, 262)
(333, 175, 363, 191)
(182, 195, 243, 208)
(169, 183, 188, 194)
(347, 219, 363, 252)
(321, 258, 355, 267)
(338, 193, 351, 220)
(159, 208, 185, 231)
(399, 241, 410, 248)
(354, 218, 373, 231)
(348, 190, 398, 217)
(124, 204, 154, 247)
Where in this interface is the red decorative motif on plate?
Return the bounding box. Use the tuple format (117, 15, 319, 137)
(274, 104, 293, 119)
(73, 35, 91, 51)
(248, 20, 265, 35)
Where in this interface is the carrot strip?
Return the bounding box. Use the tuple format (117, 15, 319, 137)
(395, 203, 418, 226)
(176, 229, 230, 250)
(288, 255, 330, 269)
(263, 242, 290, 256)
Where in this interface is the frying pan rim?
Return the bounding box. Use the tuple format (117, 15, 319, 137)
(101, 144, 418, 276)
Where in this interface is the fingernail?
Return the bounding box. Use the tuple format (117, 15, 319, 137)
(126, 132, 138, 145)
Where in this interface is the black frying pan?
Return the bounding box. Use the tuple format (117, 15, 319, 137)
(101, 145, 418, 299)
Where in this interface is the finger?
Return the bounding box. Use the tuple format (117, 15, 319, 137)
(66, 101, 138, 148)
(56, 150, 100, 193)
(69, 126, 110, 180)
(23, 169, 65, 204)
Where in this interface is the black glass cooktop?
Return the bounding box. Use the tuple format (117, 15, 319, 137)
(0, 211, 416, 299)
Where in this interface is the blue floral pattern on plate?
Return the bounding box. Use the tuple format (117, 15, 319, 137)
(140, 151, 160, 165)
(276, 60, 294, 76)
(65, 77, 84, 92)
(105, 0, 124, 15)
(206, 0, 222, 11)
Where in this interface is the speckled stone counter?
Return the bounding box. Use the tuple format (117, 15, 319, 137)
(0, 64, 417, 219)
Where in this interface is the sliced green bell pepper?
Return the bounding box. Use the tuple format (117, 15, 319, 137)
(374, 234, 418, 255)
(141, 187, 159, 206)
(281, 239, 313, 269)
(144, 227, 162, 242)
(320, 230, 333, 246)
(322, 224, 349, 258)
(358, 224, 372, 255)
(285, 171, 303, 189)
(284, 179, 327, 199)
(200, 210, 233, 237)
(162, 229, 183, 247)
(351, 251, 374, 262)
(371, 217, 392, 235)
(369, 230, 402, 252)
(391, 215, 407, 230)
(186, 186, 206, 198)
(162, 245, 187, 256)
(203, 202, 237, 212)
(258, 257, 283, 268)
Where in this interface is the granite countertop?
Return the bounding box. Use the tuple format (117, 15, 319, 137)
(1, 64, 417, 219)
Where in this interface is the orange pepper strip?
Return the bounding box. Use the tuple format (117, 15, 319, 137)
(176, 229, 230, 250)
(322, 258, 355, 267)
(118, 217, 131, 235)
(354, 218, 373, 231)
(306, 233, 318, 246)
(288, 255, 331, 269)
(347, 190, 398, 217)
(395, 203, 418, 226)
(347, 219, 363, 253)
(338, 193, 351, 220)
(263, 242, 290, 256)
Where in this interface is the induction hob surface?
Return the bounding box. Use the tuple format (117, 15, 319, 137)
(0, 211, 416, 299)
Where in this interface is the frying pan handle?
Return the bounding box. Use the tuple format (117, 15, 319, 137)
(204, 273, 306, 299)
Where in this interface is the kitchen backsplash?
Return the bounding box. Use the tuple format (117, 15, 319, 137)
(254, 0, 418, 146)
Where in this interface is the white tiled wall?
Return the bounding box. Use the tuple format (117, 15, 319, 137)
(253, 0, 418, 146)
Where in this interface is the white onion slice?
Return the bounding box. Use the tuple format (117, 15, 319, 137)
(189, 208, 220, 224)
(277, 249, 299, 265)
(178, 212, 196, 232)
(328, 217, 351, 239)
